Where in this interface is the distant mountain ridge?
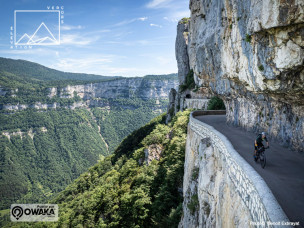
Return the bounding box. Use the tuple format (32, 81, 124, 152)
(0, 57, 121, 84)
(0, 57, 177, 85)
(0, 57, 178, 107)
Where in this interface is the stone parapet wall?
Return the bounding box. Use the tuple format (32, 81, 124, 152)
(179, 111, 289, 227)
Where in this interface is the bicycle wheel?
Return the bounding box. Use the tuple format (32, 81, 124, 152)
(260, 152, 266, 168)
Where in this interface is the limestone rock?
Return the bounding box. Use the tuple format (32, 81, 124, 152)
(179, 0, 304, 151)
(144, 144, 163, 165)
(47, 87, 57, 98)
(166, 88, 177, 124)
(1, 77, 178, 111)
(176, 21, 190, 85)
(56, 78, 178, 101)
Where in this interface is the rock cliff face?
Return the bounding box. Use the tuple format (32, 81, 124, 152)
(176, 0, 304, 151)
(57, 78, 178, 100)
(144, 144, 163, 165)
(2, 102, 84, 111)
(1, 77, 178, 111)
(176, 22, 190, 85)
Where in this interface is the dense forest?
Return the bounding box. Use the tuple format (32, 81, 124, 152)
(0, 98, 168, 211)
(54, 111, 190, 228)
(1, 110, 190, 227)
(92, 98, 168, 152)
(0, 108, 108, 210)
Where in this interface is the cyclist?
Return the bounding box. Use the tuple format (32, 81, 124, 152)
(254, 132, 269, 159)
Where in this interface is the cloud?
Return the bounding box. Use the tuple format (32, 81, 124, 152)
(113, 17, 148, 27)
(60, 34, 100, 46)
(53, 57, 113, 73)
(61, 25, 84, 31)
(146, 0, 173, 8)
(147, 0, 190, 22)
(156, 56, 172, 65)
(150, 23, 162, 28)
(106, 40, 148, 46)
(139, 54, 175, 66)
(163, 10, 190, 23)
(0, 49, 38, 55)
(138, 17, 148, 21)
(51, 56, 153, 76)
(0, 48, 58, 55)
(104, 67, 142, 75)
(163, 16, 178, 23)
(98, 65, 176, 76)
(85, 29, 111, 36)
(170, 10, 190, 19)
(137, 40, 150, 45)
(105, 38, 167, 46)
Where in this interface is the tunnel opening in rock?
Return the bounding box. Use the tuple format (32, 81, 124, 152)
(207, 96, 226, 110)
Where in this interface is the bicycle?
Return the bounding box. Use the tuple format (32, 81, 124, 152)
(254, 146, 269, 168)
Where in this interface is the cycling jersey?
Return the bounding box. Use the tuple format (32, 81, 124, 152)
(254, 134, 268, 152)
(256, 134, 268, 145)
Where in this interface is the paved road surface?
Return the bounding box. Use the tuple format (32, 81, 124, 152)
(195, 115, 304, 226)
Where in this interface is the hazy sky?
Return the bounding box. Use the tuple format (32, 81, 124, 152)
(0, 0, 190, 76)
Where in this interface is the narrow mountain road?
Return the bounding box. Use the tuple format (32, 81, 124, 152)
(195, 115, 304, 226)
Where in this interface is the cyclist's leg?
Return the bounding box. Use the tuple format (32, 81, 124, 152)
(257, 143, 264, 152)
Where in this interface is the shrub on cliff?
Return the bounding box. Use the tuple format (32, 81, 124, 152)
(180, 17, 190, 24)
(179, 69, 195, 92)
(207, 96, 226, 110)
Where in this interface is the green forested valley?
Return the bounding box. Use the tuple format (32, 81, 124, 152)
(0, 108, 109, 210)
(0, 58, 177, 226)
(56, 111, 189, 227)
(92, 98, 168, 152)
(3, 110, 190, 228)
(0, 99, 169, 212)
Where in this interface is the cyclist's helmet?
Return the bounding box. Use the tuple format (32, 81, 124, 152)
(262, 132, 266, 136)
